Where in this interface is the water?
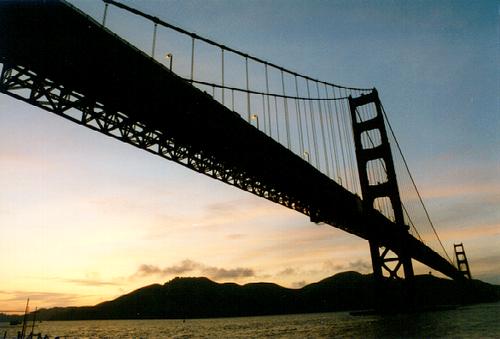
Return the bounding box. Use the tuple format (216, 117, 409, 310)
(2, 302, 499, 338)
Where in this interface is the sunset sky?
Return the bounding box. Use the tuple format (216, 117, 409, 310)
(1, 0, 498, 311)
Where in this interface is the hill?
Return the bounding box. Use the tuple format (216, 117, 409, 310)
(24, 272, 500, 320)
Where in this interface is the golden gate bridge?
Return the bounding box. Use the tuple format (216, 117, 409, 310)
(0, 0, 472, 309)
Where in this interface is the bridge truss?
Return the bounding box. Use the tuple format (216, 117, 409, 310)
(0, 0, 466, 288)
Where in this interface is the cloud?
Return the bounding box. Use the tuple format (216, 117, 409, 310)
(132, 259, 255, 281)
(163, 260, 200, 275)
(144, 196, 294, 239)
(21, 275, 122, 289)
(227, 233, 245, 239)
(277, 268, 295, 276)
(201, 266, 254, 279)
(323, 260, 345, 272)
(323, 259, 371, 273)
(135, 260, 199, 277)
(422, 182, 500, 200)
(464, 254, 500, 285)
(0, 290, 85, 309)
(345, 259, 372, 272)
(416, 163, 500, 207)
(62, 278, 120, 287)
(195, 197, 294, 230)
(136, 264, 163, 276)
(438, 222, 500, 241)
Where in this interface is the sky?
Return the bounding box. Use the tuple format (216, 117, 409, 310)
(0, 0, 498, 311)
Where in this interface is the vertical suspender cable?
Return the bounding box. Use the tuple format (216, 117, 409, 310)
(231, 89, 235, 111)
(342, 88, 358, 192)
(303, 97, 311, 161)
(221, 49, 225, 105)
(190, 37, 195, 81)
(245, 57, 251, 122)
(323, 84, 336, 179)
(265, 64, 272, 136)
(306, 80, 320, 169)
(295, 76, 304, 157)
(347, 89, 359, 193)
(353, 95, 363, 195)
(281, 70, 291, 149)
(261, 94, 267, 133)
(274, 95, 280, 142)
(328, 85, 341, 182)
(316, 82, 330, 177)
(333, 87, 348, 188)
(102, 3, 109, 26)
(151, 23, 158, 58)
(329, 85, 342, 180)
(323, 90, 335, 179)
(349, 94, 362, 195)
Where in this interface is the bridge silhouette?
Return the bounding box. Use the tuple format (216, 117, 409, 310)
(0, 0, 470, 301)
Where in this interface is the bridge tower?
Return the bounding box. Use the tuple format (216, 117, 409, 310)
(454, 243, 472, 279)
(348, 89, 414, 282)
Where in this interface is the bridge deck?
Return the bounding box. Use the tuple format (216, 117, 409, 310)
(0, 0, 462, 280)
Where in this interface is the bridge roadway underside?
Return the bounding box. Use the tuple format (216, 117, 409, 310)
(0, 1, 462, 280)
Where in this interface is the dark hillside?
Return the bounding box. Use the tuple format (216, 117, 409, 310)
(26, 272, 499, 320)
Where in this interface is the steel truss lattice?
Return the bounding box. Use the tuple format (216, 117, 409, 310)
(0, 62, 316, 217)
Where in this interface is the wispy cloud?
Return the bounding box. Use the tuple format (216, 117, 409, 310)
(143, 196, 294, 238)
(421, 182, 500, 201)
(135, 260, 199, 276)
(272, 259, 372, 288)
(202, 266, 254, 280)
(323, 259, 371, 273)
(62, 278, 120, 287)
(344, 259, 372, 272)
(226, 233, 246, 240)
(132, 259, 255, 281)
(438, 222, 500, 241)
(418, 163, 500, 201)
(198, 198, 293, 229)
(277, 268, 295, 276)
(28, 275, 123, 288)
(0, 290, 87, 310)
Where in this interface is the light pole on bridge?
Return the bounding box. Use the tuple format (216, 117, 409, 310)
(251, 114, 259, 130)
(303, 151, 310, 163)
(165, 53, 173, 71)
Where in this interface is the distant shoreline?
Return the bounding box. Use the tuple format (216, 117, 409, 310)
(2, 272, 499, 321)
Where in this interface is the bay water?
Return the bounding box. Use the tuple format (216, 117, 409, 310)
(1, 302, 498, 338)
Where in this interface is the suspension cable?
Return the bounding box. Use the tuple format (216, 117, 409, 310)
(187, 79, 349, 101)
(380, 103, 452, 262)
(101, 0, 372, 92)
